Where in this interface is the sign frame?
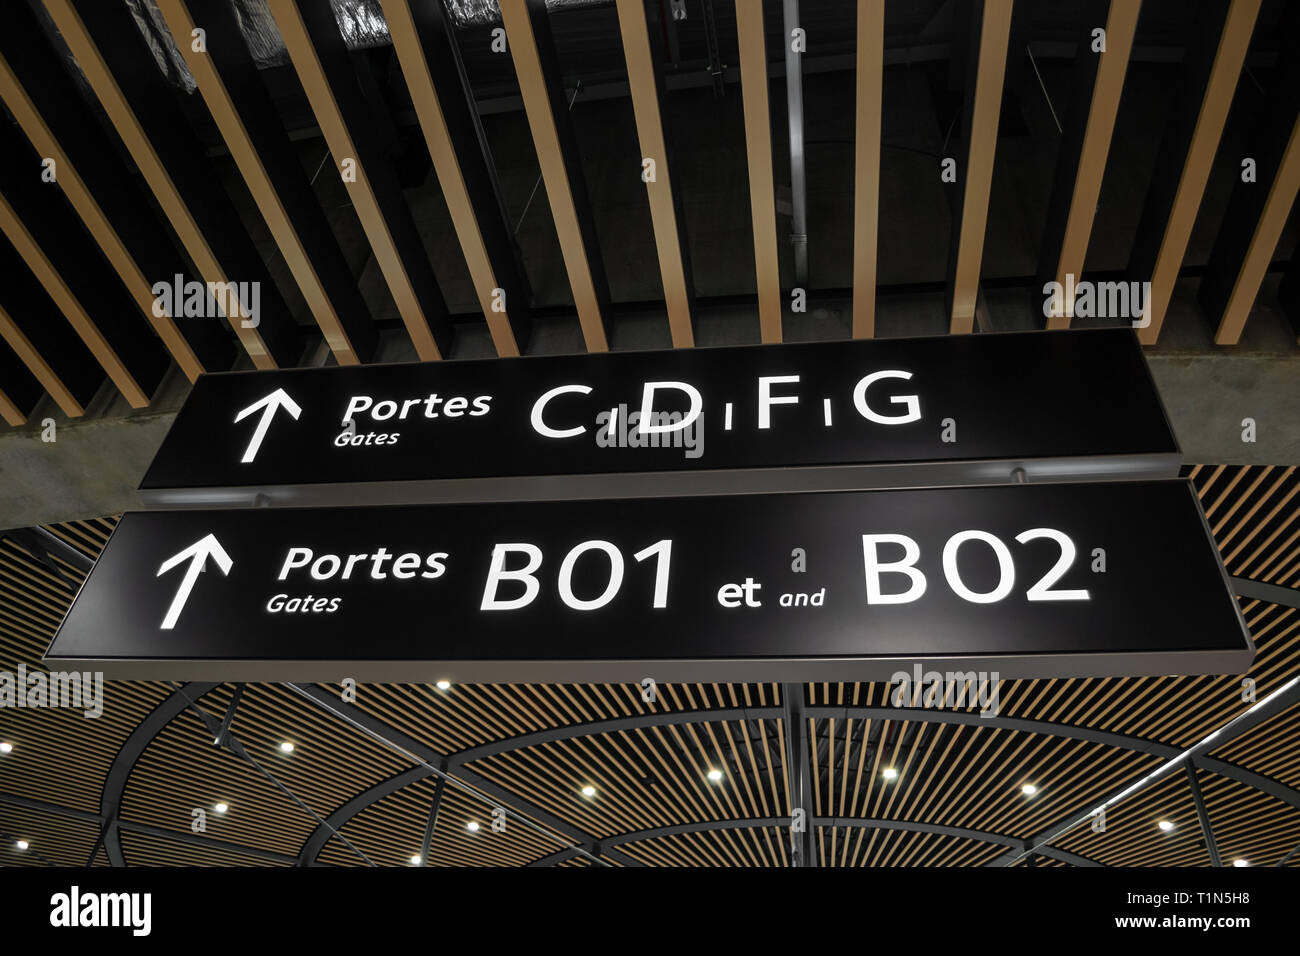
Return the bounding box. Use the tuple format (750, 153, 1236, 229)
(46, 479, 1252, 684)
(138, 328, 1183, 509)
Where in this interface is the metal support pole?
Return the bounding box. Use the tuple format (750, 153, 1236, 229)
(701, 0, 724, 97)
(418, 775, 446, 867)
(782, 682, 815, 866)
(213, 683, 244, 747)
(1185, 761, 1223, 867)
(782, 0, 808, 285)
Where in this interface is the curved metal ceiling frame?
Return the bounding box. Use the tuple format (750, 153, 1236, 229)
(5, 687, 1295, 868)
(531, 817, 1102, 868)
(96, 680, 219, 867)
(285, 698, 1300, 867)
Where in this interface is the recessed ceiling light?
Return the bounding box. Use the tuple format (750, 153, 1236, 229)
(409, 854, 422, 865)
(0, 742, 12, 754)
(15, 840, 28, 850)
(214, 803, 229, 814)
(707, 769, 723, 782)
(1021, 784, 1038, 796)
(1158, 820, 1175, 832)
(882, 768, 899, 781)
(279, 742, 295, 754)
(1233, 859, 1249, 867)
(466, 821, 480, 832)
(436, 680, 451, 691)
(581, 785, 596, 798)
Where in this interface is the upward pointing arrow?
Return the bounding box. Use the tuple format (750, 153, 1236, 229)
(157, 534, 233, 630)
(234, 387, 302, 463)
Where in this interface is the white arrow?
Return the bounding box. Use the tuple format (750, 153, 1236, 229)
(156, 534, 233, 630)
(234, 387, 302, 463)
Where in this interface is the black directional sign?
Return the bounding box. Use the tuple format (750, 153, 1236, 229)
(46, 481, 1250, 682)
(140, 328, 1179, 507)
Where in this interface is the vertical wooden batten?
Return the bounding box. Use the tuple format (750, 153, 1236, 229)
(616, 0, 695, 348)
(499, 0, 611, 351)
(948, 0, 1014, 334)
(735, 1, 783, 343)
(852, 0, 885, 338)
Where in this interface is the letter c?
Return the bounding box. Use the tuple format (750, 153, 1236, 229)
(530, 384, 591, 439)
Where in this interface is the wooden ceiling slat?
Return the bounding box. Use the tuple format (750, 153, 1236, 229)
(155, 0, 376, 366)
(0, 12, 222, 383)
(1045, 1, 1140, 329)
(947, 0, 1013, 333)
(44, 0, 285, 372)
(1137, 0, 1262, 345)
(852, 0, 884, 338)
(1212, 110, 1300, 344)
(1220, 467, 1299, 562)
(614, 0, 694, 348)
(0, 191, 149, 407)
(735, 1, 783, 343)
(0, 388, 24, 427)
(498, 0, 610, 352)
(0, 301, 86, 419)
(269, 0, 449, 361)
(380, 0, 527, 356)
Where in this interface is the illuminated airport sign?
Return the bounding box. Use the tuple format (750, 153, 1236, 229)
(140, 328, 1179, 507)
(46, 481, 1251, 682)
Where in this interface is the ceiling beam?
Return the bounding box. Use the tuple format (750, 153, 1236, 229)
(296, 766, 427, 865)
(0, 791, 302, 865)
(1, 3, 241, 379)
(381, 0, 531, 356)
(156, 0, 377, 365)
(0, 188, 157, 409)
(1185, 761, 1223, 867)
(50, 0, 302, 371)
(1132, 0, 1261, 344)
(96, 682, 220, 867)
(1279, 237, 1300, 343)
(1231, 576, 1300, 610)
(499, 0, 611, 351)
(735, 0, 783, 342)
(0, 243, 101, 419)
(0, 368, 34, 427)
(615, 0, 695, 347)
(992, 669, 1300, 866)
(445, 700, 1300, 826)
(286, 682, 641, 866)
(852, 0, 884, 338)
(0, 20, 219, 384)
(581, 814, 1100, 866)
(12, 682, 1300, 868)
(269, 0, 451, 361)
(528, 847, 583, 866)
(783, 683, 816, 866)
(947, 0, 1014, 333)
(1202, 81, 1300, 344)
(1042, 0, 1141, 329)
(417, 775, 446, 867)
